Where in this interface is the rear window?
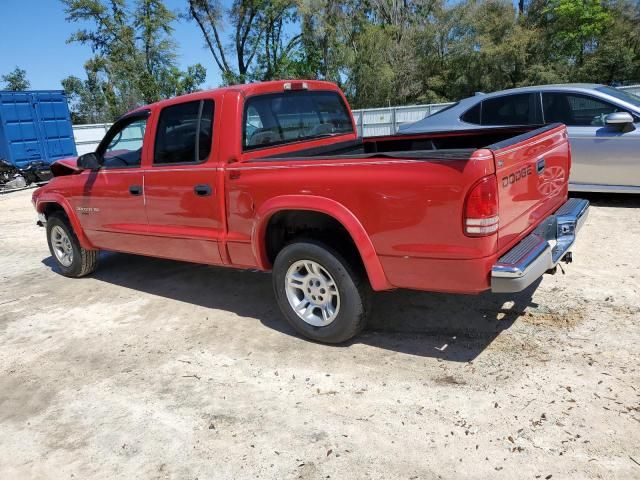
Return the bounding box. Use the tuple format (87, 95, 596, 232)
(481, 93, 540, 125)
(461, 103, 481, 124)
(243, 90, 353, 150)
(460, 93, 542, 126)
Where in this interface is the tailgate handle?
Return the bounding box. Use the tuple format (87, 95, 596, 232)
(536, 157, 545, 175)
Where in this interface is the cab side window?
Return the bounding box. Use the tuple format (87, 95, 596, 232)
(154, 100, 214, 165)
(480, 93, 541, 125)
(101, 117, 148, 168)
(542, 93, 625, 126)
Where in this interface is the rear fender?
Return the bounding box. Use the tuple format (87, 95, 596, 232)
(36, 194, 95, 250)
(253, 195, 393, 291)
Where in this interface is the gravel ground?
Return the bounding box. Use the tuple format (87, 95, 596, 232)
(0, 189, 639, 480)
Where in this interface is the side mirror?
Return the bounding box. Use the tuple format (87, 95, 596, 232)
(605, 112, 634, 125)
(77, 152, 101, 170)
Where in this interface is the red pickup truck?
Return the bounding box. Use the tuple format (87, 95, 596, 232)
(33, 80, 588, 343)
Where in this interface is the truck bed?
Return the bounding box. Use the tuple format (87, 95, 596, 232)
(255, 125, 539, 162)
(250, 123, 570, 275)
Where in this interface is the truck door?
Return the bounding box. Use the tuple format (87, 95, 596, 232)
(74, 112, 150, 251)
(142, 99, 224, 265)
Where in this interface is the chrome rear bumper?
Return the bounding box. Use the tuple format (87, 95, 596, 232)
(491, 198, 589, 293)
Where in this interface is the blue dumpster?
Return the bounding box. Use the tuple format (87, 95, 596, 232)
(0, 90, 77, 168)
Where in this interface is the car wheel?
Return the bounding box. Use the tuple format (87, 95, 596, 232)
(273, 240, 370, 344)
(46, 212, 99, 277)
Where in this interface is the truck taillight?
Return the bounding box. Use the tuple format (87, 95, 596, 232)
(283, 81, 308, 91)
(464, 175, 499, 236)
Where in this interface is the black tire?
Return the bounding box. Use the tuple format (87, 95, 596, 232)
(272, 240, 371, 344)
(46, 212, 99, 278)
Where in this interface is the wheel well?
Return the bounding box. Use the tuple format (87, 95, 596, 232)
(265, 210, 365, 273)
(42, 202, 66, 220)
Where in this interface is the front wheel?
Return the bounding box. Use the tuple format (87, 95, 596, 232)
(46, 212, 99, 277)
(272, 240, 370, 344)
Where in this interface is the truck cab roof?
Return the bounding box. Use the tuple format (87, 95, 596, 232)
(127, 80, 344, 117)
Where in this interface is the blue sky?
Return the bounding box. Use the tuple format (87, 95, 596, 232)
(0, 0, 224, 90)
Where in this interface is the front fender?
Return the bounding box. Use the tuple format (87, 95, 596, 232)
(35, 193, 95, 250)
(253, 195, 393, 291)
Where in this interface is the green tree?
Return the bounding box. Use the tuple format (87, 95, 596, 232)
(410, 2, 479, 102)
(577, 0, 640, 84)
(1, 67, 31, 90)
(346, 23, 396, 108)
(188, 0, 301, 84)
(296, 0, 346, 82)
(61, 75, 106, 124)
(469, 1, 539, 90)
(530, 0, 612, 68)
(60, 0, 639, 112)
(61, 58, 112, 124)
(62, 0, 206, 119)
(250, 0, 301, 81)
(188, 0, 263, 84)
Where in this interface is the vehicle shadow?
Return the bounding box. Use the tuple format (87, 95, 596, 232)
(362, 285, 539, 361)
(570, 191, 640, 208)
(42, 253, 541, 361)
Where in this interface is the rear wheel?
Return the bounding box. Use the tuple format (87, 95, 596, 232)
(46, 212, 99, 277)
(273, 240, 370, 344)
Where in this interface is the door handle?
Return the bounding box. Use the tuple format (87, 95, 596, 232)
(129, 185, 143, 196)
(194, 184, 212, 196)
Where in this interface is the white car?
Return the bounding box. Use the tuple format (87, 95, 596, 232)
(400, 84, 640, 193)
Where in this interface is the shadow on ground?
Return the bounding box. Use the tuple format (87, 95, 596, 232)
(43, 252, 541, 361)
(570, 191, 640, 208)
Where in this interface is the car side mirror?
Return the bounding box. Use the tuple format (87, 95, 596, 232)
(605, 112, 634, 126)
(77, 152, 101, 170)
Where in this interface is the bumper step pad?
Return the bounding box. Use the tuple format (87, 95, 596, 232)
(491, 198, 589, 293)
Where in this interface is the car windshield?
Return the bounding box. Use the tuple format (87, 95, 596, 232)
(595, 86, 640, 109)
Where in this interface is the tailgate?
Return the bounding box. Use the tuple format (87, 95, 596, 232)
(489, 123, 570, 254)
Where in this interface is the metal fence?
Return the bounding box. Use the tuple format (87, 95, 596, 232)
(351, 103, 455, 137)
(73, 123, 112, 155)
(72, 85, 640, 147)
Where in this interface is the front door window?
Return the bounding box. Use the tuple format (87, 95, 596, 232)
(101, 117, 148, 168)
(542, 93, 627, 126)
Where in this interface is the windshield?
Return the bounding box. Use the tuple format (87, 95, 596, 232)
(243, 90, 353, 150)
(595, 86, 640, 109)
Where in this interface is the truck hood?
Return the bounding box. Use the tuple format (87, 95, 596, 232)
(50, 156, 81, 177)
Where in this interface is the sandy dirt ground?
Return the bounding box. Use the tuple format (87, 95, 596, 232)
(0, 189, 639, 480)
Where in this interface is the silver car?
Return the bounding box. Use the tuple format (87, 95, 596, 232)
(399, 84, 640, 193)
